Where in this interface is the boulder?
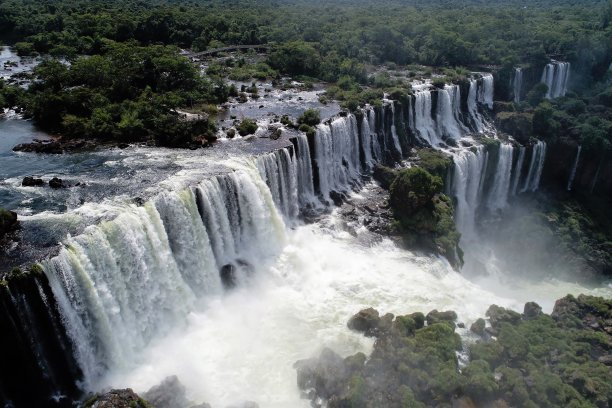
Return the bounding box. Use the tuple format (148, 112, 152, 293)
(142, 376, 189, 408)
(49, 177, 64, 189)
(0, 208, 19, 238)
(486, 305, 521, 329)
(523, 302, 542, 320)
(22, 176, 44, 187)
(470, 318, 486, 336)
(347, 308, 381, 336)
(426, 309, 458, 328)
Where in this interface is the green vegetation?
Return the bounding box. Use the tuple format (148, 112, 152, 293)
(9, 42, 225, 146)
(237, 118, 258, 136)
(297, 109, 321, 127)
(389, 167, 462, 268)
(297, 294, 612, 408)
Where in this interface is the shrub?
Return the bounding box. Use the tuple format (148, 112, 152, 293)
(297, 109, 320, 126)
(237, 118, 258, 136)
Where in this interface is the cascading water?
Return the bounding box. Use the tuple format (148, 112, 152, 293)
(294, 134, 316, 206)
(521, 141, 547, 193)
(314, 115, 362, 200)
(368, 108, 383, 162)
(487, 144, 514, 211)
(389, 103, 403, 157)
(436, 85, 467, 140)
(451, 146, 487, 239)
(512, 68, 523, 103)
(43, 158, 288, 389)
(478, 74, 494, 110)
(413, 90, 439, 146)
(541, 62, 570, 99)
(510, 146, 526, 196)
(467, 79, 485, 132)
(567, 145, 582, 191)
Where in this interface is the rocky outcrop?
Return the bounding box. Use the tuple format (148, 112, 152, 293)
(0, 208, 18, 239)
(296, 295, 612, 408)
(84, 389, 151, 408)
(388, 167, 463, 268)
(22, 176, 44, 186)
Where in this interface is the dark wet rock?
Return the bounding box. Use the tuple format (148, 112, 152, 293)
(551, 294, 612, 333)
(523, 302, 543, 320)
(226, 128, 236, 138)
(133, 197, 145, 206)
(143, 375, 189, 408)
(13, 141, 63, 154)
(347, 308, 381, 337)
(84, 389, 150, 408)
(457, 322, 465, 328)
(117, 143, 130, 149)
(470, 318, 486, 336)
(49, 177, 64, 189)
(220, 264, 237, 289)
(328, 190, 344, 206)
(203, 134, 218, 143)
(22, 176, 44, 187)
(270, 128, 282, 140)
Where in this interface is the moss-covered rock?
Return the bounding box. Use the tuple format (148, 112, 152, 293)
(415, 148, 453, 182)
(495, 111, 533, 145)
(0, 208, 18, 239)
(297, 296, 612, 408)
(388, 167, 463, 268)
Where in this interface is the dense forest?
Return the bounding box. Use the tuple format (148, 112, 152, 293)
(0, 0, 610, 145)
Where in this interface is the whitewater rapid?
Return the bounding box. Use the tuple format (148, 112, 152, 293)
(97, 186, 611, 408)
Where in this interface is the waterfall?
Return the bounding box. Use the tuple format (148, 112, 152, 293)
(566, 145, 582, 191)
(257, 149, 299, 220)
(368, 108, 383, 162)
(295, 134, 316, 205)
(487, 144, 514, 211)
(541, 62, 570, 99)
(43, 159, 288, 388)
(467, 79, 485, 132)
(314, 115, 362, 200)
(389, 103, 403, 156)
(360, 113, 374, 169)
(413, 90, 439, 146)
(512, 68, 523, 103)
(436, 85, 467, 140)
(451, 146, 488, 239)
(510, 146, 526, 196)
(478, 74, 494, 110)
(521, 141, 547, 192)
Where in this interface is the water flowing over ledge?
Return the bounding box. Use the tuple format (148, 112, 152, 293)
(1, 72, 556, 406)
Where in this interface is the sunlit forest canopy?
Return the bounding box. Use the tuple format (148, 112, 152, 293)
(0, 0, 610, 70)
